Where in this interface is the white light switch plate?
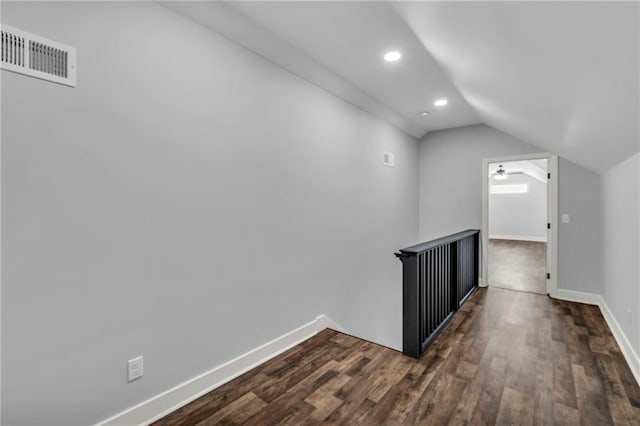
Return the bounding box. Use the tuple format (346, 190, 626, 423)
(561, 214, 570, 223)
(128, 356, 143, 382)
(383, 152, 394, 167)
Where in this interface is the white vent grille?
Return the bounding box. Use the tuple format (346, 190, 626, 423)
(1, 25, 76, 87)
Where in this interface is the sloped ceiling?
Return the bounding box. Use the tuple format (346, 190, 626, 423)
(488, 160, 548, 183)
(228, 1, 479, 134)
(161, 1, 479, 138)
(394, 1, 639, 173)
(162, 1, 639, 173)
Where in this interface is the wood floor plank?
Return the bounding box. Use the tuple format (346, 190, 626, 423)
(324, 349, 395, 423)
(251, 341, 346, 403)
(533, 356, 554, 425)
(611, 350, 640, 409)
(554, 402, 580, 425)
(495, 387, 534, 426)
(383, 360, 436, 423)
(194, 392, 266, 426)
(303, 371, 351, 424)
(153, 288, 640, 426)
(279, 401, 315, 425)
(242, 361, 342, 425)
(449, 380, 483, 424)
(469, 365, 508, 425)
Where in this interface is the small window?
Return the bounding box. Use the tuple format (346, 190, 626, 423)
(491, 184, 528, 194)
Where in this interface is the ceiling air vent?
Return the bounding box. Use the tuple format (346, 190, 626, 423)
(1, 25, 76, 87)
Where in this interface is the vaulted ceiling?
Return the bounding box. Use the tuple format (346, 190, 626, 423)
(162, 1, 639, 173)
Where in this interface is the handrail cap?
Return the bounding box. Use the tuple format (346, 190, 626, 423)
(397, 229, 480, 255)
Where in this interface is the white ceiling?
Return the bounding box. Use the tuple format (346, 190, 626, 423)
(394, 1, 639, 173)
(162, 1, 639, 173)
(228, 1, 479, 135)
(488, 160, 548, 183)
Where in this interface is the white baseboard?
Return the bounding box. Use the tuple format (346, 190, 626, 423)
(96, 314, 341, 426)
(555, 288, 601, 306)
(556, 289, 640, 386)
(598, 297, 640, 387)
(489, 234, 547, 242)
(96, 292, 640, 425)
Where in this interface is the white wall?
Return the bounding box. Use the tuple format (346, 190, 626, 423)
(0, 2, 418, 425)
(489, 172, 547, 241)
(602, 152, 640, 353)
(557, 159, 604, 296)
(419, 124, 603, 294)
(419, 124, 540, 240)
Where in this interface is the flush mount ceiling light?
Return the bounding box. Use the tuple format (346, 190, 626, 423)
(384, 51, 402, 62)
(494, 165, 508, 180)
(420, 111, 430, 116)
(434, 98, 448, 107)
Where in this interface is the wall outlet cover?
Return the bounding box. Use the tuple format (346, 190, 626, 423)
(128, 356, 143, 382)
(383, 152, 394, 167)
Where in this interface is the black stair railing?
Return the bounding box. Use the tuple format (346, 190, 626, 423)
(395, 229, 480, 358)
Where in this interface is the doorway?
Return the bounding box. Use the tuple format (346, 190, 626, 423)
(481, 154, 558, 297)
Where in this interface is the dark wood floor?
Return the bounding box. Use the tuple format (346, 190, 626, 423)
(488, 239, 547, 294)
(154, 288, 640, 425)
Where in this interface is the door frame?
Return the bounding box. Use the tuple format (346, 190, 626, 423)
(481, 153, 558, 298)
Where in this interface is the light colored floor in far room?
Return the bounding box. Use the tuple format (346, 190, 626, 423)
(488, 239, 547, 295)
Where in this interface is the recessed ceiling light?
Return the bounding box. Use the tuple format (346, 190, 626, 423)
(434, 99, 448, 107)
(420, 111, 430, 116)
(384, 51, 402, 62)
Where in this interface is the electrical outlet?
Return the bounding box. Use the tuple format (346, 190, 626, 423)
(128, 356, 143, 382)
